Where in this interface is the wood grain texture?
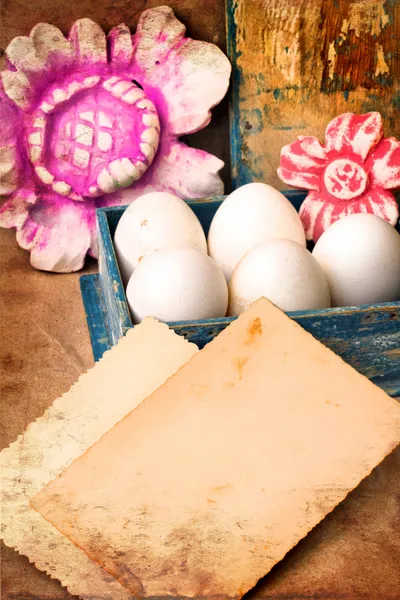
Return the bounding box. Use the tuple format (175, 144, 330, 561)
(227, 0, 400, 189)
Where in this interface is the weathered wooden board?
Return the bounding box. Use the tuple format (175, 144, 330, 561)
(227, 0, 400, 189)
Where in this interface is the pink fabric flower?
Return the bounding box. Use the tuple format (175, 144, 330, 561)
(278, 112, 400, 242)
(0, 7, 231, 272)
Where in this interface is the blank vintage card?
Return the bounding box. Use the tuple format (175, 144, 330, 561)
(1, 319, 198, 599)
(32, 298, 400, 598)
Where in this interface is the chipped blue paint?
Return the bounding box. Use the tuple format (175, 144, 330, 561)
(96, 208, 132, 346)
(81, 193, 400, 397)
(80, 274, 113, 361)
(226, 0, 253, 187)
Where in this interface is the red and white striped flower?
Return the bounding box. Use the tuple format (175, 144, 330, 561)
(278, 112, 400, 242)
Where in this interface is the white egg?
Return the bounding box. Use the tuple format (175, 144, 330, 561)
(208, 182, 306, 281)
(126, 248, 228, 324)
(228, 239, 330, 316)
(312, 214, 400, 307)
(114, 192, 207, 284)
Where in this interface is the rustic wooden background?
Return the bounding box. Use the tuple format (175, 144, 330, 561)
(228, 0, 400, 189)
(1, 1, 400, 599)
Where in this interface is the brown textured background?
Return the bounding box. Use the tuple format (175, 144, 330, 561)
(1, 1, 400, 599)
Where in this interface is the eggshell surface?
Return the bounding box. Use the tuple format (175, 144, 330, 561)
(114, 192, 207, 284)
(228, 239, 331, 316)
(208, 182, 306, 281)
(126, 248, 228, 324)
(312, 214, 400, 307)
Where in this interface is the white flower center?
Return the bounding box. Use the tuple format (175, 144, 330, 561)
(324, 158, 368, 201)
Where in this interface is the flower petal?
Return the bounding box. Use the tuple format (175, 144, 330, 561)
(133, 6, 231, 135)
(0, 140, 18, 196)
(278, 136, 326, 191)
(0, 97, 19, 145)
(361, 188, 399, 225)
(30, 23, 74, 68)
(324, 189, 399, 226)
(0, 98, 23, 193)
(366, 137, 400, 190)
(299, 187, 399, 242)
(161, 41, 231, 134)
(325, 112, 383, 160)
(297, 136, 328, 160)
(277, 166, 321, 191)
(108, 23, 133, 68)
(300, 194, 363, 242)
(298, 192, 326, 240)
(69, 19, 107, 66)
(4, 26, 73, 94)
(6, 36, 46, 74)
(144, 140, 225, 197)
(324, 113, 353, 154)
(0, 190, 36, 229)
(313, 199, 361, 240)
(16, 196, 92, 272)
(133, 6, 186, 71)
(0, 154, 19, 195)
(1, 70, 33, 110)
(107, 140, 224, 208)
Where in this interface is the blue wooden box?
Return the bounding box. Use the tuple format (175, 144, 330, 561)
(80, 190, 400, 397)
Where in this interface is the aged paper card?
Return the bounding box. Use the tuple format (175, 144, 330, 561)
(1, 319, 197, 599)
(33, 298, 400, 598)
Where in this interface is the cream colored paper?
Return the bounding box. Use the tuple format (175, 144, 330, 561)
(1, 318, 198, 599)
(33, 298, 400, 599)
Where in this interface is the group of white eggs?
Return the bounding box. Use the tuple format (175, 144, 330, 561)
(114, 182, 400, 324)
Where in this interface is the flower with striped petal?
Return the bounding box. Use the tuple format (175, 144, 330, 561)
(0, 7, 231, 272)
(277, 112, 399, 242)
